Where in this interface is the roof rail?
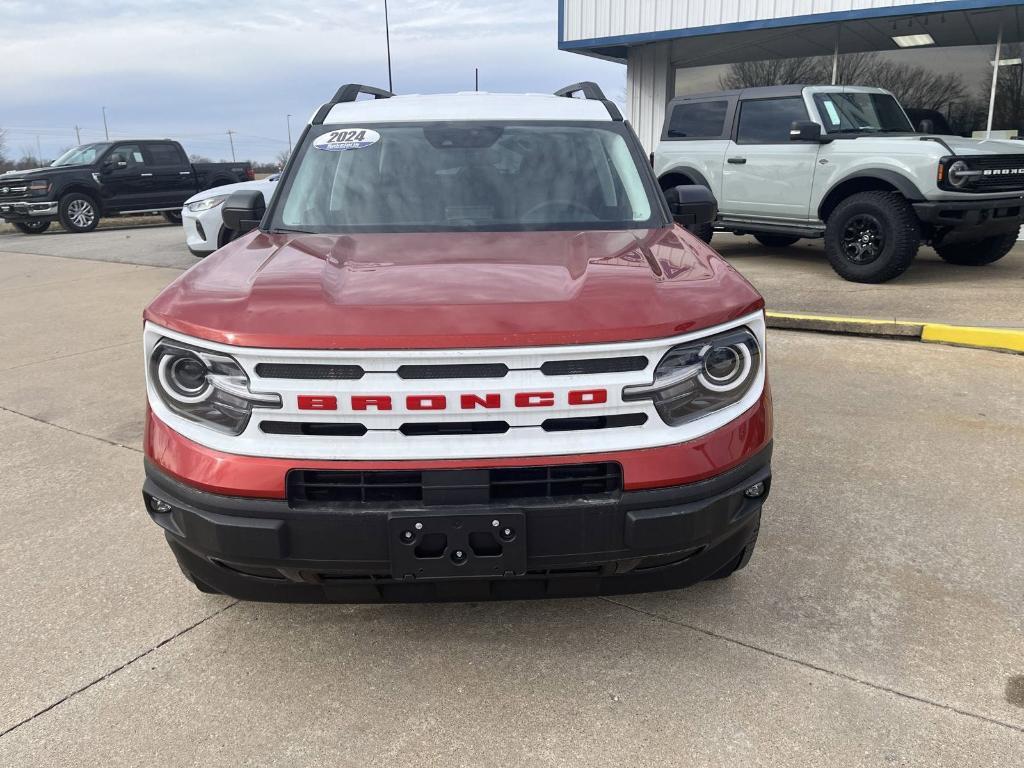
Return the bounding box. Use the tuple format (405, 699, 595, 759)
(311, 83, 395, 125)
(554, 81, 622, 121)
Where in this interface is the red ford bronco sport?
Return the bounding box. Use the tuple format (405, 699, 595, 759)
(142, 83, 772, 602)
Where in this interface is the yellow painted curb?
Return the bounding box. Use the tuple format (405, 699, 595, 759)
(921, 324, 1024, 354)
(766, 311, 1024, 354)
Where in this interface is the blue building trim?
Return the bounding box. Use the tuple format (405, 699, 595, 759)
(558, 0, 1024, 59)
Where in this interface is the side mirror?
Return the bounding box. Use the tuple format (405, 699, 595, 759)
(790, 120, 825, 142)
(102, 159, 127, 171)
(664, 185, 717, 229)
(917, 119, 935, 134)
(222, 190, 266, 235)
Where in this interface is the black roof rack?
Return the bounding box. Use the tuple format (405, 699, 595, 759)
(554, 81, 622, 121)
(312, 83, 395, 125)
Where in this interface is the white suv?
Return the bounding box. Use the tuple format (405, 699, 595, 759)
(654, 85, 1024, 283)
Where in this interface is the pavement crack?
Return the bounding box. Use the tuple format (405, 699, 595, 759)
(600, 596, 1024, 735)
(0, 600, 239, 740)
(0, 404, 143, 454)
(0, 339, 139, 373)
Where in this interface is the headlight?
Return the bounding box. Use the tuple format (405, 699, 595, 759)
(186, 194, 229, 213)
(149, 339, 281, 434)
(622, 327, 760, 426)
(946, 160, 973, 188)
(28, 179, 51, 196)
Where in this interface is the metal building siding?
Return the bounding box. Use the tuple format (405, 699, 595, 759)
(561, 0, 961, 42)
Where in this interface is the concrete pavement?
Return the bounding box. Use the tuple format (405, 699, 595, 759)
(715, 233, 1024, 329)
(0, 234, 1022, 766)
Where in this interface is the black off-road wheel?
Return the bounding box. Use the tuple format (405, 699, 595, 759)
(13, 220, 51, 234)
(824, 191, 920, 283)
(753, 233, 800, 248)
(163, 210, 183, 225)
(934, 229, 1019, 266)
(58, 192, 100, 233)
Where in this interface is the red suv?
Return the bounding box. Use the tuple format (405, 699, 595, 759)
(142, 83, 772, 602)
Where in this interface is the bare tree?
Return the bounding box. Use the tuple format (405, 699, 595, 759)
(718, 57, 826, 90)
(0, 126, 7, 166)
(989, 44, 1024, 134)
(720, 52, 968, 113)
(189, 153, 212, 163)
(274, 148, 291, 168)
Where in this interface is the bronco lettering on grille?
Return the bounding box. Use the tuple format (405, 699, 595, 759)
(300, 389, 609, 411)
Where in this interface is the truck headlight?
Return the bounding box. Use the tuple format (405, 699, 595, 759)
(186, 194, 229, 213)
(946, 160, 973, 188)
(149, 339, 281, 434)
(622, 327, 760, 426)
(28, 179, 51, 196)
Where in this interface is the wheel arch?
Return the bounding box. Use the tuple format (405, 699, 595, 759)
(658, 166, 711, 191)
(818, 171, 924, 222)
(55, 183, 104, 214)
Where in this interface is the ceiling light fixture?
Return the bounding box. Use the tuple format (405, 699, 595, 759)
(892, 33, 935, 47)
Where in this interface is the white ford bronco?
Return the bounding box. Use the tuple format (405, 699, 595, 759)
(654, 85, 1024, 282)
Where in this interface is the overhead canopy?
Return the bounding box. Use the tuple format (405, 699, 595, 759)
(559, 0, 1024, 67)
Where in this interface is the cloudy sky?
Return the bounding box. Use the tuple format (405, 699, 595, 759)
(2, 0, 625, 163)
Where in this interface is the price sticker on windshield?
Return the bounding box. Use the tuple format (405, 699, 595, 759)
(313, 128, 380, 151)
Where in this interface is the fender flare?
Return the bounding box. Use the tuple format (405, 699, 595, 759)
(658, 165, 712, 191)
(818, 170, 926, 219)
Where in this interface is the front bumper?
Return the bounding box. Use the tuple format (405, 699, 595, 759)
(144, 443, 771, 603)
(0, 201, 58, 221)
(913, 195, 1024, 238)
(182, 206, 219, 256)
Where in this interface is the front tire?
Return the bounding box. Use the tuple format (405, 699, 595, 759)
(13, 220, 51, 234)
(691, 221, 714, 244)
(163, 210, 183, 225)
(824, 191, 920, 283)
(753, 233, 800, 248)
(58, 192, 100, 233)
(934, 229, 1018, 266)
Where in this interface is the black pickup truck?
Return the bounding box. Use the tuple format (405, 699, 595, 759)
(0, 139, 252, 233)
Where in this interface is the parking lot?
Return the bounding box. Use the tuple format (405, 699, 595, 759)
(0, 224, 1021, 765)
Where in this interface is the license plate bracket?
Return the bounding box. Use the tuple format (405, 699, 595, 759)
(388, 510, 527, 580)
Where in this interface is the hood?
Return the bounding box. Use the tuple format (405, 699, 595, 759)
(0, 165, 82, 179)
(145, 227, 763, 350)
(870, 134, 1024, 157)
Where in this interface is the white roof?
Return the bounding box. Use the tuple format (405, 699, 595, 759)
(318, 91, 614, 125)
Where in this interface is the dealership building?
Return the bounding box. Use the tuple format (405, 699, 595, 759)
(559, 0, 1024, 150)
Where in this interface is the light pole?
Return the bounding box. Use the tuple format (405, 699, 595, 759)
(287, 114, 293, 153)
(384, 0, 393, 91)
(74, 125, 81, 144)
(227, 130, 236, 162)
(101, 106, 109, 140)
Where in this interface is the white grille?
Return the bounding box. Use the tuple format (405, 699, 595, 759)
(144, 312, 765, 461)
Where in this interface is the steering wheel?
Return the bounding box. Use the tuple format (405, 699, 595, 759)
(522, 199, 595, 222)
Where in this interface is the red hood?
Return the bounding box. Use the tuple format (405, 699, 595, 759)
(145, 227, 763, 349)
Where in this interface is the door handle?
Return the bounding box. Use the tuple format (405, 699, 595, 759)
(727, 157, 747, 165)
(140, 172, 153, 177)
(178, 171, 191, 175)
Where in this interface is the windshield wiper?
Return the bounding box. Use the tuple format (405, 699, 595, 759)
(269, 226, 316, 235)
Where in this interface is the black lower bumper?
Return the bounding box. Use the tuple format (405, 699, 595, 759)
(913, 196, 1024, 239)
(144, 444, 771, 603)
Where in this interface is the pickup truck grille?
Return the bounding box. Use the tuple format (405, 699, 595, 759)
(0, 181, 29, 201)
(963, 155, 1024, 193)
(287, 463, 622, 508)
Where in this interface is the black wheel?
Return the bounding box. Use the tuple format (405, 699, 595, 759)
(934, 229, 1018, 266)
(13, 220, 51, 234)
(824, 191, 920, 283)
(753, 233, 800, 248)
(58, 192, 100, 233)
(163, 210, 183, 225)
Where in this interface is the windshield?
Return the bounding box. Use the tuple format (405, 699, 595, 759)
(51, 143, 111, 167)
(272, 122, 660, 233)
(813, 93, 914, 134)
